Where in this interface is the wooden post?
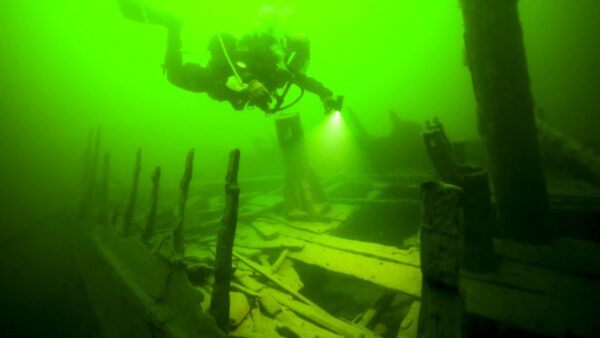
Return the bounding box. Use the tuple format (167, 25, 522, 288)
(79, 127, 102, 221)
(210, 149, 241, 334)
(274, 112, 327, 219)
(173, 149, 194, 255)
(97, 152, 111, 225)
(142, 166, 161, 244)
(460, 0, 552, 244)
(82, 128, 94, 186)
(418, 181, 464, 338)
(424, 118, 497, 272)
(122, 148, 142, 236)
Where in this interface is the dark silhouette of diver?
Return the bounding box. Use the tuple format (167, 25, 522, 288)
(119, 1, 342, 114)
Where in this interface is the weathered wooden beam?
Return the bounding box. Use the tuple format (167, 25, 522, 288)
(122, 148, 142, 236)
(537, 118, 600, 188)
(418, 181, 464, 338)
(79, 127, 102, 221)
(97, 152, 111, 225)
(173, 149, 194, 255)
(142, 166, 161, 244)
(210, 149, 241, 334)
(460, 0, 551, 243)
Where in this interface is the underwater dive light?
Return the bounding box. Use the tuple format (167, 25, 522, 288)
(326, 95, 345, 115)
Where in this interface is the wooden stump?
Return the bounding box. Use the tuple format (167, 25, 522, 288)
(274, 112, 327, 219)
(418, 181, 464, 338)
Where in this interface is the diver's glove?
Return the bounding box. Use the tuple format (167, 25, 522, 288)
(247, 80, 273, 112)
(322, 95, 344, 115)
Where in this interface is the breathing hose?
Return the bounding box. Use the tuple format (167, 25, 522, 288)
(202, 0, 244, 86)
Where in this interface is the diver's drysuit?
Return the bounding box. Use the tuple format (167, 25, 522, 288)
(163, 25, 335, 112)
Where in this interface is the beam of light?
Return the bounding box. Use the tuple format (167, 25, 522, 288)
(307, 110, 363, 175)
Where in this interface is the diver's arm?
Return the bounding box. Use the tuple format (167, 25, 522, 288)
(163, 26, 213, 92)
(293, 74, 333, 99)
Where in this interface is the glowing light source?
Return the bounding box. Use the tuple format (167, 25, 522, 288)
(329, 110, 342, 126)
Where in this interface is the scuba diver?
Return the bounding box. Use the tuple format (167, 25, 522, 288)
(118, 1, 343, 114)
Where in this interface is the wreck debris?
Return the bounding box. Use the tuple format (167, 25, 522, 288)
(270, 249, 290, 274)
(537, 118, 600, 188)
(418, 181, 464, 338)
(142, 166, 161, 244)
(353, 291, 396, 329)
(274, 112, 328, 218)
(123, 148, 142, 236)
(460, 0, 551, 243)
(233, 251, 322, 311)
(210, 149, 241, 333)
(174, 149, 195, 255)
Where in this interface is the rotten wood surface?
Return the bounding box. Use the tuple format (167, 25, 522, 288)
(418, 181, 464, 338)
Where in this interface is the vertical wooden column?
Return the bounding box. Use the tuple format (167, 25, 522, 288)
(210, 149, 241, 334)
(173, 149, 194, 255)
(460, 0, 552, 243)
(274, 112, 327, 219)
(418, 181, 464, 338)
(123, 148, 142, 236)
(142, 166, 161, 244)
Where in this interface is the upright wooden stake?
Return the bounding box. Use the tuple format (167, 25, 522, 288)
(418, 181, 464, 338)
(460, 0, 551, 243)
(123, 148, 142, 236)
(210, 149, 241, 334)
(79, 127, 102, 221)
(142, 166, 161, 244)
(82, 128, 94, 186)
(173, 149, 194, 255)
(97, 152, 111, 225)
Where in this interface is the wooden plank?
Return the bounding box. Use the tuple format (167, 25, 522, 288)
(251, 220, 279, 240)
(265, 287, 378, 338)
(235, 238, 305, 250)
(275, 225, 420, 267)
(288, 242, 422, 298)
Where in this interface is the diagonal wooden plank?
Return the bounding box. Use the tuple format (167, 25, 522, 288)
(288, 242, 422, 298)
